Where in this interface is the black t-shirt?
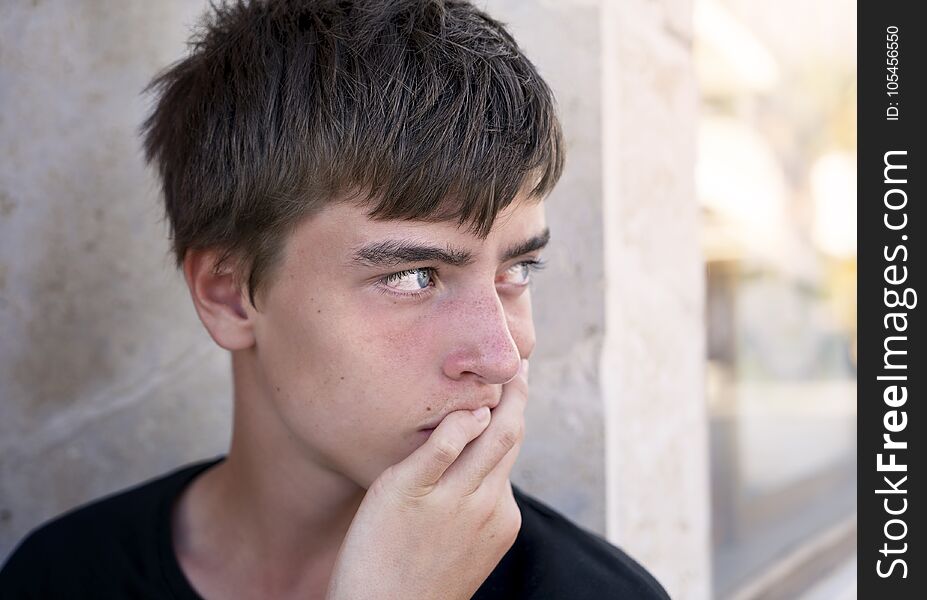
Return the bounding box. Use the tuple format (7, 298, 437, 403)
(0, 457, 670, 599)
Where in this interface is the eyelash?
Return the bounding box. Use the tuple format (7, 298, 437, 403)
(375, 258, 548, 300)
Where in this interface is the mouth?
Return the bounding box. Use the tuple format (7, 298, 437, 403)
(419, 402, 498, 432)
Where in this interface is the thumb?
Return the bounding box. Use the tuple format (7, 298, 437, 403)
(391, 406, 492, 495)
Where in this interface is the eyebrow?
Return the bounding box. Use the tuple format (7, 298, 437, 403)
(350, 227, 551, 268)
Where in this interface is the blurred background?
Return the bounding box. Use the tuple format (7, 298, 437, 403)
(695, 0, 857, 597)
(0, 1, 855, 598)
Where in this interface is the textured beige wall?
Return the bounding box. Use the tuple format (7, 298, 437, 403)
(0, 0, 231, 560)
(0, 1, 709, 596)
(601, 0, 712, 597)
(487, 0, 609, 539)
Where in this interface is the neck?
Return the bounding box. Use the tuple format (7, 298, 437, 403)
(173, 350, 366, 598)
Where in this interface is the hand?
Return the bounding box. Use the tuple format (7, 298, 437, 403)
(324, 359, 530, 600)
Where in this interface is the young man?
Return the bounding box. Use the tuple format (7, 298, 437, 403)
(0, 1, 670, 598)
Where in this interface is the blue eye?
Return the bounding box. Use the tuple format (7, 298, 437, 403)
(381, 267, 435, 294)
(503, 258, 547, 285)
(376, 258, 546, 300)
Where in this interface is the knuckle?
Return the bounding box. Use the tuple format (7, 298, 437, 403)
(382, 476, 433, 507)
(496, 423, 522, 452)
(432, 437, 463, 465)
(398, 485, 433, 506)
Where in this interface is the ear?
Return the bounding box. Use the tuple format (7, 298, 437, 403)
(182, 248, 255, 351)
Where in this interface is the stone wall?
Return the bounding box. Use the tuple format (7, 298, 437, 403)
(601, 0, 711, 597)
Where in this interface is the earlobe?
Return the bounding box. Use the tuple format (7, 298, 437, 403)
(182, 249, 256, 351)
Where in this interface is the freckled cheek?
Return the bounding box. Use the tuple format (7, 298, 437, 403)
(357, 311, 444, 376)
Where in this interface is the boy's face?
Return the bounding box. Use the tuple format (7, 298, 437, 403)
(246, 195, 547, 488)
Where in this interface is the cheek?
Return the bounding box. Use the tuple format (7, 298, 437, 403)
(357, 307, 443, 374)
(507, 291, 537, 358)
(363, 291, 537, 367)
(259, 313, 417, 479)
(254, 290, 374, 418)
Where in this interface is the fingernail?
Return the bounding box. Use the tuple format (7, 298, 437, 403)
(472, 406, 491, 421)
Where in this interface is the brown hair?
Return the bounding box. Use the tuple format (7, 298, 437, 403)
(141, 0, 564, 307)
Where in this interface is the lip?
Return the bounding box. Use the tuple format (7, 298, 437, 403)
(419, 399, 499, 431)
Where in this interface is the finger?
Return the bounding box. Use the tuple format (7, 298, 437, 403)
(462, 378, 527, 495)
(479, 419, 525, 494)
(391, 405, 492, 495)
(441, 359, 529, 495)
(481, 361, 530, 492)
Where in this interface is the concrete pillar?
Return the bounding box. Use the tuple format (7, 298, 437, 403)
(0, 0, 231, 560)
(601, 0, 712, 597)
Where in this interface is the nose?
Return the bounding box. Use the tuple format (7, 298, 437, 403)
(441, 287, 523, 384)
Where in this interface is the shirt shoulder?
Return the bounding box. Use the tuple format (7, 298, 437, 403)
(0, 458, 220, 599)
(475, 484, 672, 600)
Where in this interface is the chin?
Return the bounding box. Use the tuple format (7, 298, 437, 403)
(334, 432, 430, 491)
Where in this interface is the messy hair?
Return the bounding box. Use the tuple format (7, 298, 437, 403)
(141, 0, 564, 307)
